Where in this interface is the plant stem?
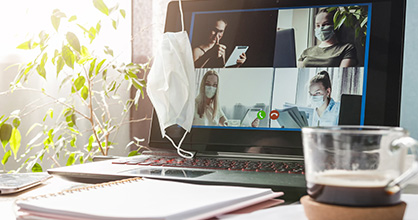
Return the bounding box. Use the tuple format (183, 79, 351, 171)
(86, 71, 105, 156)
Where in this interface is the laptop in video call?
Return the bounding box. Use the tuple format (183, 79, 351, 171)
(48, 0, 406, 197)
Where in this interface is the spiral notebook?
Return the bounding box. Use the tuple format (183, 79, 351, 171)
(15, 177, 283, 220)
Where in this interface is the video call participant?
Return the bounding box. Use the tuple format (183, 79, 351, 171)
(298, 9, 358, 67)
(192, 19, 246, 68)
(193, 70, 228, 126)
(308, 71, 340, 126)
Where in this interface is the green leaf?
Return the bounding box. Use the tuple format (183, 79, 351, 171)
(51, 15, 60, 31)
(43, 108, 54, 122)
(360, 17, 368, 28)
(66, 153, 76, 166)
(88, 58, 96, 77)
(71, 114, 77, 127)
(95, 59, 106, 75)
(93, 0, 109, 15)
(96, 21, 101, 34)
(88, 27, 97, 42)
(69, 136, 76, 148)
(74, 75, 86, 92)
(32, 163, 43, 172)
(112, 19, 117, 30)
(39, 31, 49, 48)
(109, 4, 119, 14)
(66, 32, 81, 53)
(68, 15, 77, 22)
(102, 69, 108, 81)
(131, 78, 144, 90)
(81, 86, 89, 100)
(77, 24, 91, 36)
(51, 9, 66, 32)
(62, 45, 75, 69)
(104, 46, 113, 56)
(13, 118, 20, 128)
(1, 150, 11, 165)
(10, 128, 21, 159)
(128, 150, 139, 157)
(120, 9, 126, 18)
(87, 135, 94, 152)
(36, 65, 46, 79)
(57, 56, 65, 76)
(335, 15, 346, 29)
(59, 75, 72, 90)
(81, 46, 90, 57)
(79, 156, 84, 164)
(16, 41, 32, 50)
(41, 53, 48, 66)
(107, 81, 116, 93)
(0, 123, 13, 148)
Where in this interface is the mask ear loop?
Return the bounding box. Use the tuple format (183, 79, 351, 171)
(179, 0, 185, 32)
(164, 0, 194, 159)
(165, 132, 194, 159)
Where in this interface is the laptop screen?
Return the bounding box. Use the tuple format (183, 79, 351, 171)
(149, 0, 405, 157)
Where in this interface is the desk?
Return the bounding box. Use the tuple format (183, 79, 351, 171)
(0, 177, 91, 220)
(2, 176, 418, 220)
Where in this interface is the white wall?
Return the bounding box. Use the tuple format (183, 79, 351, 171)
(400, 0, 418, 139)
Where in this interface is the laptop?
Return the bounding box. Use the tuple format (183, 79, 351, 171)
(48, 0, 406, 201)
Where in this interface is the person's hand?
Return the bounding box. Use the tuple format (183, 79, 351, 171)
(236, 53, 247, 66)
(251, 118, 260, 128)
(216, 44, 226, 58)
(215, 38, 226, 58)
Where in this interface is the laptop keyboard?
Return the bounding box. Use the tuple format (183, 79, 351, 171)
(112, 156, 304, 174)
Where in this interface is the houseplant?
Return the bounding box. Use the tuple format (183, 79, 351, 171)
(0, 0, 148, 172)
(329, 6, 368, 46)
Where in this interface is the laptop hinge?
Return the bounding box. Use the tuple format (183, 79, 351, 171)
(196, 151, 304, 161)
(142, 150, 198, 157)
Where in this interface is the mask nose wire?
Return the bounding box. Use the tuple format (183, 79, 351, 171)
(178, 0, 185, 32)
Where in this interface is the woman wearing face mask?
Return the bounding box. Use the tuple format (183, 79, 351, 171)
(308, 71, 340, 126)
(193, 70, 228, 126)
(298, 9, 358, 67)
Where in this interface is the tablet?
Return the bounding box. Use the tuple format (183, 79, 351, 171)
(0, 173, 51, 194)
(225, 46, 249, 67)
(240, 108, 261, 127)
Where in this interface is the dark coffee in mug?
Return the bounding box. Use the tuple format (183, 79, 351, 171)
(307, 171, 401, 207)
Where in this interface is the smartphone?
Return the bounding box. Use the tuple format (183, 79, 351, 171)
(225, 46, 249, 67)
(0, 173, 51, 194)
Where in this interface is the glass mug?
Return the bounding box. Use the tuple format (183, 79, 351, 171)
(301, 126, 418, 206)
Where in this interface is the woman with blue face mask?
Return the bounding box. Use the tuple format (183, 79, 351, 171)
(308, 71, 340, 126)
(298, 9, 358, 68)
(193, 70, 228, 126)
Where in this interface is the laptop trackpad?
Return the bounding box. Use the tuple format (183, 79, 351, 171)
(121, 168, 213, 178)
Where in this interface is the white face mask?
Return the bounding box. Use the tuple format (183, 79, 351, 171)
(205, 86, 217, 99)
(310, 95, 325, 108)
(146, 0, 195, 158)
(315, 25, 335, 42)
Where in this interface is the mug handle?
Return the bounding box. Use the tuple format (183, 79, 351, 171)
(385, 137, 418, 194)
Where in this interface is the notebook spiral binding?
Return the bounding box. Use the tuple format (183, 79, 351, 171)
(18, 177, 143, 201)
